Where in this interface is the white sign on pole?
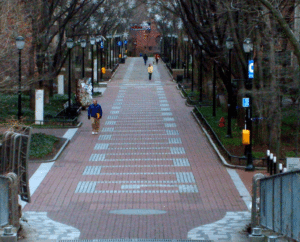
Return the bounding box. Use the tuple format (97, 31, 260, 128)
(286, 157, 300, 171)
(58, 75, 64, 95)
(35, 89, 44, 125)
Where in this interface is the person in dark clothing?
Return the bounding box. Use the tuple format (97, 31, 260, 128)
(88, 99, 102, 134)
(143, 54, 148, 65)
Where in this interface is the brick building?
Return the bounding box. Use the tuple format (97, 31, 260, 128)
(129, 19, 161, 57)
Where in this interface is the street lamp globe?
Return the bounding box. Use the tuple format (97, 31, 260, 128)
(96, 36, 102, 43)
(226, 37, 234, 50)
(198, 39, 203, 46)
(80, 39, 87, 48)
(66, 38, 74, 49)
(90, 37, 96, 45)
(243, 38, 253, 53)
(16, 36, 25, 50)
(213, 36, 219, 46)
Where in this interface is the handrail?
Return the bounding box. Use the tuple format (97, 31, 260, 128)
(259, 170, 300, 241)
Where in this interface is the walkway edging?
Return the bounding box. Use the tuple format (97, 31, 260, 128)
(191, 110, 245, 169)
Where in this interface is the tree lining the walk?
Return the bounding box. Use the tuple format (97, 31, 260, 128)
(147, 0, 300, 158)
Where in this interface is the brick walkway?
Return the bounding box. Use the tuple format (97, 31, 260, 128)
(22, 57, 250, 241)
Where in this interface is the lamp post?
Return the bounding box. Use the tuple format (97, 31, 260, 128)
(183, 37, 188, 79)
(99, 36, 104, 82)
(173, 34, 178, 68)
(213, 36, 219, 117)
(96, 36, 101, 83)
(124, 32, 128, 57)
(198, 39, 203, 103)
(243, 37, 255, 171)
(90, 37, 95, 94)
(80, 39, 86, 78)
(16, 36, 25, 120)
(106, 35, 112, 69)
(191, 41, 194, 92)
(225, 37, 234, 138)
(66, 38, 74, 114)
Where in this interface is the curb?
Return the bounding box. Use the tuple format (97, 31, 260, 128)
(29, 138, 70, 163)
(191, 110, 247, 169)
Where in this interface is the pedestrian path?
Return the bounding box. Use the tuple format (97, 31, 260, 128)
(22, 57, 250, 241)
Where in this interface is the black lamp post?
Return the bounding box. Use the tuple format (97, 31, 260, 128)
(243, 37, 255, 171)
(213, 36, 219, 117)
(191, 41, 194, 92)
(183, 37, 188, 79)
(99, 36, 104, 82)
(107, 35, 112, 69)
(225, 37, 234, 138)
(16, 36, 25, 120)
(173, 34, 178, 69)
(198, 39, 203, 103)
(66, 38, 74, 113)
(90, 37, 95, 94)
(96, 36, 101, 83)
(80, 39, 86, 78)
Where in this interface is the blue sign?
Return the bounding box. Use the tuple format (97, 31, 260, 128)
(117, 41, 122, 46)
(100, 41, 104, 49)
(243, 98, 250, 108)
(124, 40, 128, 45)
(248, 60, 254, 79)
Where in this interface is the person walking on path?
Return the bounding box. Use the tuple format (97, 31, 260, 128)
(155, 54, 159, 64)
(88, 99, 102, 134)
(143, 54, 148, 65)
(148, 63, 153, 80)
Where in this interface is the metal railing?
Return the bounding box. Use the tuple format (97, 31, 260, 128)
(260, 170, 300, 241)
(0, 173, 19, 228)
(0, 175, 9, 227)
(0, 126, 32, 202)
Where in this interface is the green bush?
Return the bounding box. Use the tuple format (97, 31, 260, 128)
(29, 133, 59, 158)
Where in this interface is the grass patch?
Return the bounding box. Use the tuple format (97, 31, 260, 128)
(195, 106, 243, 146)
(285, 151, 296, 157)
(29, 133, 59, 158)
(253, 151, 265, 159)
(0, 93, 75, 122)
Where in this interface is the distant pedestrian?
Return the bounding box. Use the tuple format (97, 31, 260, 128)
(148, 64, 153, 80)
(155, 54, 159, 64)
(143, 54, 148, 65)
(88, 99, 102, 134)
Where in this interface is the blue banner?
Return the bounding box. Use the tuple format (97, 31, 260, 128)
(248, 60, 254, 79)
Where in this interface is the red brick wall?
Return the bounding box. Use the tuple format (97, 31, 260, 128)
(130, 20, 161, 56)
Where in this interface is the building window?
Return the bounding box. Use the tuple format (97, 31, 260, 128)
(149, 46, 152, 50)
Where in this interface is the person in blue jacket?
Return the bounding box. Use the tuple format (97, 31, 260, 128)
(88, 99, 102, 134)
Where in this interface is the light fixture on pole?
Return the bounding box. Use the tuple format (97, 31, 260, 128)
(16, 36, 25, 120)
(225, 37, 234, 138)
(80, 39, 86, 78)
(243, 37, 255, 171)
(66, 38, 74, 115)
(90, 36, 95, 94)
